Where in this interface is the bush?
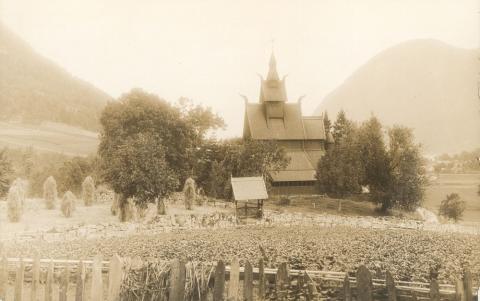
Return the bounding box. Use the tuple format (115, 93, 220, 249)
(43, 176, 57, 209)
(439, 193, 466, 222)
(183, 177, 196, 210)
(279, 196, 291, 206)
(61, 191, 76, 217)
(7, 179, 26, 222)
(82, 176, 95, 206)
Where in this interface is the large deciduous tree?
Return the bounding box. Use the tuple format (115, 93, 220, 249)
(385, 126, 426, 211)
(98, 90, 189, 211)
(98, 89, 224, 217)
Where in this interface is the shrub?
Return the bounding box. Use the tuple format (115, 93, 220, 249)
(7, 180, 26, 222)
(439, 193, 466, 222)
(279, 196, 291, 206)
(82, 176, 95, 206)
(43, 176, 57, 209)
(183, 177, 196, 210)
(61, 191, 76, 218)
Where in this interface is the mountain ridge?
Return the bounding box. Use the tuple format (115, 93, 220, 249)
(0, 23, 112, 131)
(315, 39, 480, 155)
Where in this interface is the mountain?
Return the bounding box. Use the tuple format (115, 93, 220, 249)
(0, 23, 112, 130)
(0, 121, 98, 156)
(315, 40, 480, 155)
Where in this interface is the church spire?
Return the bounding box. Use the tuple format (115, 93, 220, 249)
(266, 52, 280, 81)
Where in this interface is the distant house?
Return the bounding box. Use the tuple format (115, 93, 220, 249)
(243, 53, 334, 195)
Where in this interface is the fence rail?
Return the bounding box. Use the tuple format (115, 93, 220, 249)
(0, 255, 479, 300)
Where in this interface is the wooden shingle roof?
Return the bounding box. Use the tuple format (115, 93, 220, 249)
(245, 102, 305, 140)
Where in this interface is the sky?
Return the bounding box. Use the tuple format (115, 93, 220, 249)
(1, 0, 478, 137)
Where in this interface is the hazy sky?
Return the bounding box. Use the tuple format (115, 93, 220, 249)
(1, 0, 478, 137)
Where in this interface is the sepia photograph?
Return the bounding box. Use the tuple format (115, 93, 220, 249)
(0, 0, 479, 300)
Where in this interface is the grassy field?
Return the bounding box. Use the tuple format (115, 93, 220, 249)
(424, 173, 480, 223)
(0, 121, 98, 156)
(265, 195, 383, 217)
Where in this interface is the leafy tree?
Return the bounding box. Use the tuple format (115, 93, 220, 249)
(99, 89, 194, 185)
(357, 117, 390, 206)
(439, 193, 465, 222)
(332, 110, 352, 142)
(317, 114, 426, 212)
(385, 126, 426, 211)
(316, 118, 363, 197)
(0, 149, 13, 198)
(99, 89, 225, 217)
(56, 157, 95, 194)
(101, 131, 179, 211)
(323, 111, 331, 133)
(197, 138, 289, 199)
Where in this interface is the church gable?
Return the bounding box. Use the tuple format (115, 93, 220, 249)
(245, 102, 305, 140)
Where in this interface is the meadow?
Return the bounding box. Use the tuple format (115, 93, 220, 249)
(424, 173, 480, 223)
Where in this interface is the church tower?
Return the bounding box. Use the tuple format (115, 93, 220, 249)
(259, 53, 288, 125)
(243, 52, 328, 195)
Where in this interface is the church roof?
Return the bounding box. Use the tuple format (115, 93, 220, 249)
(244, 103, 327, 141)
(245, 102, 305, 140)
(303, 117, 326, 140)
(270, 150, 318, 182)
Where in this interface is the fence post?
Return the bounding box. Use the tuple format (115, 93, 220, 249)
(14, 258, 25, 301)
(463, 269, 472, 301)
(455, 278, 464, 301)
(91, 255, 103, 301)
(386, 271, 397, 301)
(343, 274, 352, 301)
(429, 278, 440, 301)
(0, 255, 7, 301)
(75, 260, 86, 301)
(304, 272, 318, 301)
(59, 263, 69, 301)
(45, 260, 54, 301)
(107, 254, 124, 301)
(31, 255, 40, 301)
(169, 259, 186, 301)
(356, 265, 373, 301)
(227, 258, 239, 301)
(258, 258, 266, 300)
(243, 261, 253, 301)
(213, 260, 225, 301)
(276, 262, 289, 300)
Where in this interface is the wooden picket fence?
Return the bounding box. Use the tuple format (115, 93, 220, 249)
(0, 254, 478, 301)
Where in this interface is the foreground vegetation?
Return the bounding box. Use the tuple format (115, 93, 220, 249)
(5, 226, 479, 284)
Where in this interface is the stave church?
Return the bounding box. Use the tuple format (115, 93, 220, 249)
(243, 53, 334, 195)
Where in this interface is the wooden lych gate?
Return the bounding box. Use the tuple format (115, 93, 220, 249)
(230, 176, 268, 220)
